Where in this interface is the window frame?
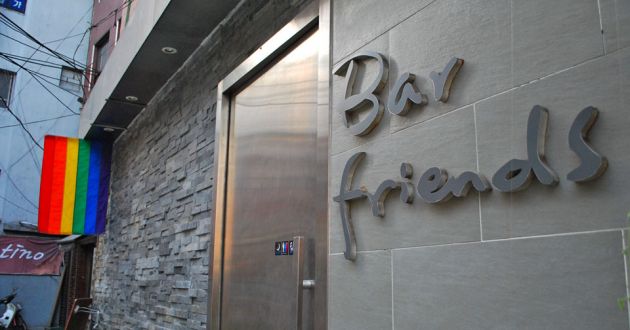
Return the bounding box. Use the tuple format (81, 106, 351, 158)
(90, 32, 110, 88)
(59, 66, 83, 93)
(0, 69, 16, 108)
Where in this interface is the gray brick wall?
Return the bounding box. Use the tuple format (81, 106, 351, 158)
(90, 1, 310, 329)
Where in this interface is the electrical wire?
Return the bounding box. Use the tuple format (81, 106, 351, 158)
(15, 96, 41, 172)
(0, 5, 100, 218)
(0, 161, 39, 210)
(0, 13, 85, 70)
(0, 52, 97, 74)
(0, 96, 44, 150)
(0, 54, 80, 115)
(0, 195, 37, 215)
(0, 51, 67, 69)
(3, 6, 95, 100)
(28, 72, 80, 115)
(0, 114, 76, 129)
(1, 0, 135, 92)
(0, 55, 86, 98)
(91, 0, 134, 29)
(0, 15, 80, 68)
(23, 67, 83, 99)
(71, 28, 91, 65)
(44, 31, 89, 45)
(0, 32, 86, 67)
(0, 53, 89, 94)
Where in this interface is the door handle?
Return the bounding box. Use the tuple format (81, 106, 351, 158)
(293, 236, 315, 330)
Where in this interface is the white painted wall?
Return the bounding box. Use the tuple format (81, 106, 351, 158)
(0, 1, 92, 226)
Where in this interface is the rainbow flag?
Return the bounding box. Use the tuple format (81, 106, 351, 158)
(38, 135, 112, 235)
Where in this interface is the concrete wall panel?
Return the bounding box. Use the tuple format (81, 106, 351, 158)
(476, 52, 628, 240)
(388, 0, 512, 134)
(329, 251, 392, 330)
(392, 231, 628, 330)
(512, 0, 603, 85)
(332, 0, 433, 64)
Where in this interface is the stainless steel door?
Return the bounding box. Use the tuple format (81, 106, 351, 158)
(220, 29, 323, 330)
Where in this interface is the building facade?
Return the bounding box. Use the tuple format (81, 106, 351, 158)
(0, 0, 91, 229)
(81, 0, 630, 329)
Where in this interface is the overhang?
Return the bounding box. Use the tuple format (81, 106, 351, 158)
(79, 0, 238, 141)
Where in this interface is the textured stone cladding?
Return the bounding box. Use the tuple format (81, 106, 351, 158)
(330, 0, 630, 329)
(90, 1, 310, 329)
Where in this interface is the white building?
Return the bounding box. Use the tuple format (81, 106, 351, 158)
(0, 0, 91, 229)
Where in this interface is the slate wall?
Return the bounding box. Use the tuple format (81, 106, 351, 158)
(329, 0, 630, 329)
(90, 1, 310, 329)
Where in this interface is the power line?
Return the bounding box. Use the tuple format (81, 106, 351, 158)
(0, 113, 76, 129)
(0, 17, 76, 65)
(15, 96, 41, 172)
(73, 0, 135, 85)
(0, 162, 39, 210)
(0, 51, 96, 74)
(0, 14, 82, 68)
(44, 31, 89, 44)
(0, 54, 80, 115)
(0, 194, 37, 215)
(2, 0, 135, 93)
(91, 0, 134, 29)
(28, 72, 80, 115)
(0, 32, 86, 68)
(72, 28, 90, 65)
(23, 67, 83, 99)
(0, 53, 89, 96)
(0, 13, 85, 70)
(0, 96, 44, 151)
(4, 5, 95, 100)
(0, 56, 86, 99)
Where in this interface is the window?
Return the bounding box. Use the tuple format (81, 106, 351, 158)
(0, 69, 16, 108)
(91, 33, 110, 87)
(59, 66, 83, 92)
(114, 18, 122, 45)
(94, 33, 110, 73)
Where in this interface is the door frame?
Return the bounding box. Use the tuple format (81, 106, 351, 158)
(208, 1, 330, 329)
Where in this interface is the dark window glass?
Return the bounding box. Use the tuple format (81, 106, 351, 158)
(0, 69, 16, 108)
(91, 33, 110, 87)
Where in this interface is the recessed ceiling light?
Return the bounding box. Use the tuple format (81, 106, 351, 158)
(161, 46, 177, 55)
(103, 127, 115, 132)
(125, 95, 138, 102)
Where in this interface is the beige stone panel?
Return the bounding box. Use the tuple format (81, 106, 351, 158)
(512, 0, 604, 85)
(329, 251, 392, 330)
(477, 52, 628, 239)
(393, 231, 628, 329)
(618, 0, 630, 49)
(332, 0, 434, 64)
(388, 0, 512, 134)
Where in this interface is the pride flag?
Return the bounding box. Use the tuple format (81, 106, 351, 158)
(38, 136, 112, 235)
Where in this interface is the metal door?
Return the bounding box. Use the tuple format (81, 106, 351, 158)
(217, 26, 325, 330)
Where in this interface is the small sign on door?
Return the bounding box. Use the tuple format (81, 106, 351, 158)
(274, 240, 294, 256)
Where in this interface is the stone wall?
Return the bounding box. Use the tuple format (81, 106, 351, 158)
(90, 1, 310, 329)
(329, 0, 630, 329)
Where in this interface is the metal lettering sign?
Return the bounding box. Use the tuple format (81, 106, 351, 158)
(333, 53, 608, 261)
(0, 0, 27, 13)
(334, 55, 462, 136)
